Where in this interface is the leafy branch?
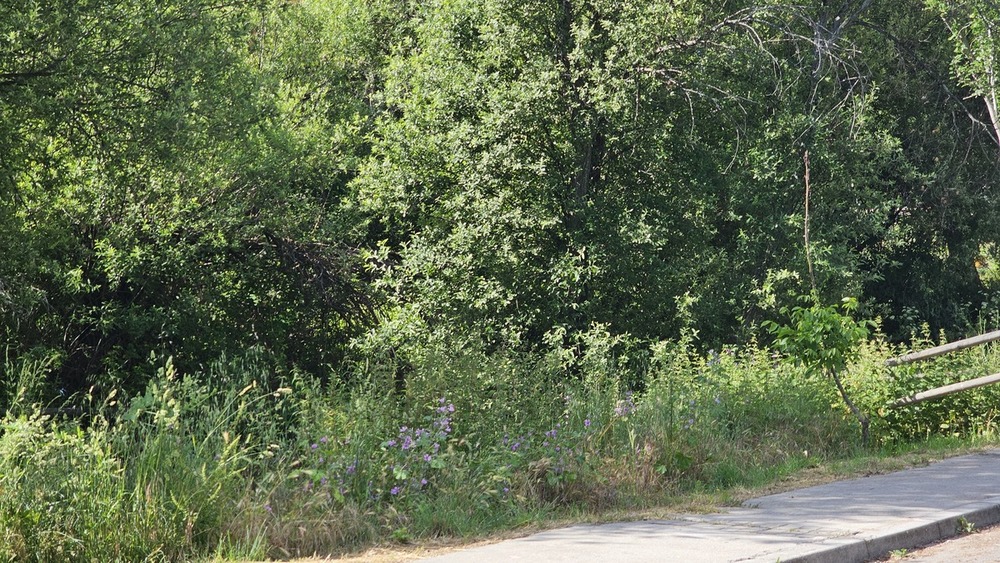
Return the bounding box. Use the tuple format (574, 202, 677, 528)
(764, 296, 874, 446)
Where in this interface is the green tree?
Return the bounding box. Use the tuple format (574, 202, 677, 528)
(853, 1, 999, 337)
(354, 0, 810, 350)
(927, 0, 1000, 147)
(0, 0, 376, 398)
(765, 296, 874, 445)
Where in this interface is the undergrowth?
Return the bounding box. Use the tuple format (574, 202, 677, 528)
(3, 324, 1000, 561)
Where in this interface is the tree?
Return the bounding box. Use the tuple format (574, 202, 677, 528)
(765, 296, 874, 445)
(0, 0, 376, 398)
(354, 0, 809, 349)
(927, 0, 1000, 148)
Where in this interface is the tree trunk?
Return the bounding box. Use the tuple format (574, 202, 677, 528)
(830, 368, 870, 447)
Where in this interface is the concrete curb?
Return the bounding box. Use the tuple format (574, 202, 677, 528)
(783, 504, 1000, 562)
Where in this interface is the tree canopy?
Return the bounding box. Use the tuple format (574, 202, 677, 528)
(2, 0, 1000, 399)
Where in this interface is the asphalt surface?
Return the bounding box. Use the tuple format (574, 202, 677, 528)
(422, 449, 1000, 562)
(894, 522, 1000, 562)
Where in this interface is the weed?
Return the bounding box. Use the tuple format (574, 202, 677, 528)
(957, 516, 976, 534)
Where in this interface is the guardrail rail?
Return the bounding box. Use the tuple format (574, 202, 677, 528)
(887, 329, 1000, 407)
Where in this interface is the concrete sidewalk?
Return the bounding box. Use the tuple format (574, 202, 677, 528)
(423, 449, 1000, 562)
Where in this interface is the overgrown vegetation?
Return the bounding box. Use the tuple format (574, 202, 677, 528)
(5, 0, 1000, 560)
(6, 328, 1000, 560)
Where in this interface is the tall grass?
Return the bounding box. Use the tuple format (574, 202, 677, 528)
(0, 351, 310, 562)
(4, 327, 1000, 560)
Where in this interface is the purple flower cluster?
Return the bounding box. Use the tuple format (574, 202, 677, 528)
(614, 391, 636, 417)
(503, 433, 530, 452)
(294, 397, 458, 506)
(538, 421, 582, 475)
(297, 434, 357, 505)
(682, 398, 698, 431)
(379, 397, 455, 500)
(500, 412, 596, 492)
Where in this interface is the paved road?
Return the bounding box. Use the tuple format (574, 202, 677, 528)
(422, 450, 1000, 563)
(892, 523, 1000, 562)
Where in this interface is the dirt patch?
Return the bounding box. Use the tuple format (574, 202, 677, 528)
(286, 533, 524, 563)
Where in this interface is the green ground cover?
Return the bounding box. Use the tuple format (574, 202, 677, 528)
(4, 326, 1000, 562)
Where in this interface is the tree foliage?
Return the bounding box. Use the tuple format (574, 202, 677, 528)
(1, 0, 373, 395)
(764, 295, 874, 444)
(927, 0, 1000, 146)
(2, 0, 1000, 402)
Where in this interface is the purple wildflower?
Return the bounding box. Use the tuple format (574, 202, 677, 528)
(615, 393, 637, 417)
